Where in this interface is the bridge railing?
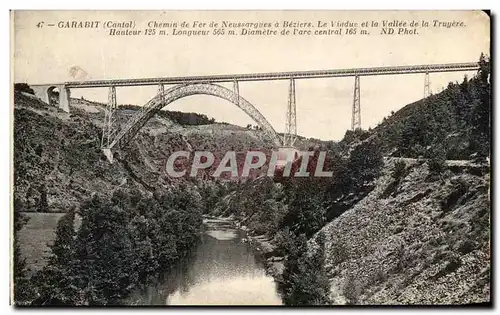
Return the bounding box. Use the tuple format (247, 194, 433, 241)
(65, 62, 480, 88)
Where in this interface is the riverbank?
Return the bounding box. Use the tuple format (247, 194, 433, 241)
(249, 235, 286, 283)
(203, 215, 286, 285)
(164, 214, 282, 305)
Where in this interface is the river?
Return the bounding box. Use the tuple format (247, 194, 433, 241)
(130, 217, 283, 305)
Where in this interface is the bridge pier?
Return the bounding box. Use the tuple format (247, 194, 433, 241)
(423, 72, 430, 98)
(351, 75, 361, 130)
(31, 84, 71, 112)
(158, 83, 165, 106)
(101, 86, 117, 163)
(283, 78, 297, 147)
(102, 148, 114, 163)
(233, 80, 239, 105)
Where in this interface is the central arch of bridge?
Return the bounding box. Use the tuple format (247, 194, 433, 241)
(106, 83, 282, 152)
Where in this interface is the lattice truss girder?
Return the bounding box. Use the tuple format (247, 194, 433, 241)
(68, 62, 479, 88)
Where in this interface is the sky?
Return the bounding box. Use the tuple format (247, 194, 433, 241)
(13, 11, 490, 141)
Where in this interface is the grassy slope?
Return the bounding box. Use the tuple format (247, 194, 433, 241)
(17, 213, 64, 273)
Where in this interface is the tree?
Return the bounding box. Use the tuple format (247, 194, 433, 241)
(13, 210, 31, 305)
(469, 53, 491, 158)
(72, 194, 139, 305)
(49, 208, 76, 266)
(282, 182, 326, 237)
(27, 186, 204, 306)
(14, 83, 35, 95)
(346, 138, 384, 190)
(32, 209, 79, 305)
(279, 232, 331, 305)
(38, 184, 49, 212)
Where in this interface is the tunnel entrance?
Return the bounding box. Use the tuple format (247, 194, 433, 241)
(47, 86, 60, 106)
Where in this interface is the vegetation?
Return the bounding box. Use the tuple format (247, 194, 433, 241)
(13, 54, 491, 306)
(14, 83, 35, 95)
(392, 160, 407, 180)
(120, 104, 217, 125)
(19, 186, 203, 305)
(204, 137, 384, 304)
(13, 211, 32, 305)
(428, 146, 447, 177)
(375, 54, 490, 161)
(278, 230, 331, 305)
(202, 54, 490, 305)
(161, 110, 216, 125)
(216, 137, 384, 239)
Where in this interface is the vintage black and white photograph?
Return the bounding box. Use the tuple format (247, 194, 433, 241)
(11, 10, 491, 306)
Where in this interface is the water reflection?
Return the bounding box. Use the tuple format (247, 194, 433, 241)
(133, 218, 282, 305)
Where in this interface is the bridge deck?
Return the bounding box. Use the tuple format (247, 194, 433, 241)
(62, 62, 479, 88)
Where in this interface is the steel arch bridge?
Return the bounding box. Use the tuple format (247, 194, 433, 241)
(101, 83, 281, 161)
(28, 61, 481, 163)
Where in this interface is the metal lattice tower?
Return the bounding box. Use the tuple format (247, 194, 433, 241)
(351, 75, 361, 130)
(101, 86, 117, 148)
(423, 72, 430, 98)
(284, 78, 297, 147)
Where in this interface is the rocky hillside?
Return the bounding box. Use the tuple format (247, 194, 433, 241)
(312, 158, 490, 304)
(210, 150, 491, 304)
(13, 92, 277, 213)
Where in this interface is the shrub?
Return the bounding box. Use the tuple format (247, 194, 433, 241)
(428, 153, 446, 176)
(392, 160, 406, 180)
